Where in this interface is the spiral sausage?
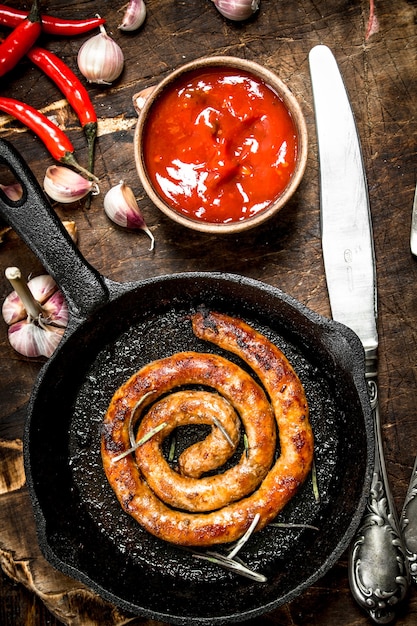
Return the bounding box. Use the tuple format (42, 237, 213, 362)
(101, 310, 314, 547)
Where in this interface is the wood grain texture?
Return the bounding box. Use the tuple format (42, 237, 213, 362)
(1, 0, 417, 624)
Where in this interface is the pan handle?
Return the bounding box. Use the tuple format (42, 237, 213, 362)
(0, 139, 109, 321)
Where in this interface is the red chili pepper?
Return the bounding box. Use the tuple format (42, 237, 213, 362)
(0, 0, 41, 78)
(0, 5, 105, 37)
(27, 46, 98, 174)
(0, 96, 97, 180)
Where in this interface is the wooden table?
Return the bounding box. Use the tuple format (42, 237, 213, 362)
(1, 0, 417, 624)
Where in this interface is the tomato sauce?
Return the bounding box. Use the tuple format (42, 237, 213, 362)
(143, 66, 298, 224)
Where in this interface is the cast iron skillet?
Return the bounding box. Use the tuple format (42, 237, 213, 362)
(0, 139, 374, 624)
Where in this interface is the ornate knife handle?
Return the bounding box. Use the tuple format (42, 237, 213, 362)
(348, 370, 409, 624)
(401, 454, 417, 584)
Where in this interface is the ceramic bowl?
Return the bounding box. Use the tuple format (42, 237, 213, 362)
(133, 56, 308, 234)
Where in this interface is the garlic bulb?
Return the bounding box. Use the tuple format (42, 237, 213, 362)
(2, 268, 68, 358)
(77, 23, 124, 85)
(212, 0, 259, 21)
(118, 0, 146, 31)
(44, 165, 99, 203)
(104, 180, 155, 250)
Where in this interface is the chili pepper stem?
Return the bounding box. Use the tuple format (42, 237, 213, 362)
(61, 152, 99, 182)
(84, 121, 97, 178)
(84, 122, 97, 208)
(28, 0, 40, 22)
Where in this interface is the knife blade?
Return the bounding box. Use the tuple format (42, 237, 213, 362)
(309, 44, 409, 624)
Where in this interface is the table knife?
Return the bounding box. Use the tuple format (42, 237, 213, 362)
(309, 44, 409, 624)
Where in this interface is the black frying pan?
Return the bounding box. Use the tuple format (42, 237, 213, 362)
(0, 139, 374, 624)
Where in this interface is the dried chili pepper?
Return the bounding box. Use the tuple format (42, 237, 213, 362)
(0, 96, 97, 180)
(0, 0, 40, 78)
(0, 5, 105, 37)
(27, 46, 97, 175)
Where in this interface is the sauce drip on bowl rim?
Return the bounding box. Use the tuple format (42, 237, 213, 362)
(142, 66, 299, 225)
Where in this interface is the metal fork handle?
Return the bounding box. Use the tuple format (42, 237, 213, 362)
(401, 454, 417, 584)
(348, 377, 409, 624)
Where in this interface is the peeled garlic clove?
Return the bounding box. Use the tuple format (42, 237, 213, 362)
(44, 165, 98, 204)
(104, 180, 155, 250)
(0, 182, 23, 201)
(8, 320, 63, 358)
(77, 23, 124, 85)
(119, 0, 146, 31)
(212, 0, 259, 20)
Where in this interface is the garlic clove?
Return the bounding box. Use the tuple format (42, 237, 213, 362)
(104, 180, 155, 250)
(118, 0, 147, 31)
(212, 0, 260, 21)
(44, 165, 99, 204)
(8, 320, 64, 358)
(0, 182, 23, 201)
(2, 289, 25, 325)
(77, 23, 124, 85)
(27, 273, 57, 305)
(42, 290, 69, 328)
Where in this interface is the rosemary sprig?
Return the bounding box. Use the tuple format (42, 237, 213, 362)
(192, 514, 267, 582)
(112, 421, 167, 463)
(192, 551, 267, 583)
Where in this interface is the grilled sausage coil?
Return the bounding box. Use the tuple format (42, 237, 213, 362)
(101, 311, 314, 547)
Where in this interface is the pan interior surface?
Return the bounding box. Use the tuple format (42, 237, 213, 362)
(24, 274, 372, 624)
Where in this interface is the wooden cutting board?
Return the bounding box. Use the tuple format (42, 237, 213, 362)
(1, 0, 417, 624)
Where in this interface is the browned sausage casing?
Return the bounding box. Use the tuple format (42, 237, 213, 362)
(101, 311, 314, 547)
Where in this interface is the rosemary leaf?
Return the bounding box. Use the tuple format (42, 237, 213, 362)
(211, 415, 235, 447)
(269, 522, 319, 531)
(312, 458, 320, 503)
(168, 431, 177, 462)
(227, 513, 260, 559)
(128, 390, 157, 448)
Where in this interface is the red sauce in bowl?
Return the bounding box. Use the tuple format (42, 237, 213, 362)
(142, 67, 299, 225)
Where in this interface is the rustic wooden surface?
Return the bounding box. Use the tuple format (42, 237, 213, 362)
(1, 0, 417, 624)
